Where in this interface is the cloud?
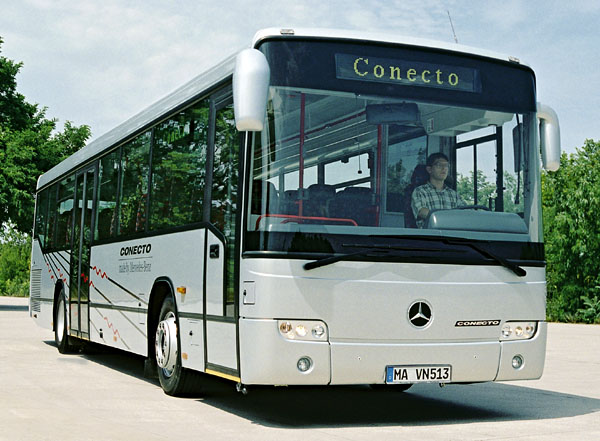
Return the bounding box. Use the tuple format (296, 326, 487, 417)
(3, 0, 454, 139)
(1, 0, 598, 151)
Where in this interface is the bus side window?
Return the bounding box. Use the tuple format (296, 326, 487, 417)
(55, 175, 76, 249)
(210, 100, 238, 316)
(95, 149, 120, 240)
(34, 188, 50, 248)
(45, 185, 58, 247)
(118, 132, 151, 236)
(251, 180, 279, 215)
(210, 102, 238, 234)
(149, 100, 209, 230)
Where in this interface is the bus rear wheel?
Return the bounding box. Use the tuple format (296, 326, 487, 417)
(155, 296, 203, 396)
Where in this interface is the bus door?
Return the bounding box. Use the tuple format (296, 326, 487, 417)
(204, 90, 240, 379)
(69, 166, 96, 339)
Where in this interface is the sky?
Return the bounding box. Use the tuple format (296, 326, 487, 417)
(1, 0, 599, 155)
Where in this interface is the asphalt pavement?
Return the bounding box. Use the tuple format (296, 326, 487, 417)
(1, 296, 599, 441)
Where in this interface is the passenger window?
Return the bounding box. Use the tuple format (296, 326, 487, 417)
(96, 149, 120, 240)
(150, 100, 209, 230)
(55, 176, 76, 248)
(45, 185, 58, 247)
(325, 153, 370, 186)
(34, 189, 50, 248)
(118, 132, 151, 236)
(210, 100, 238, 315)
(284, 166, 317, 192)
(455, 133, 496, 207)
(210, 102, 238, 235)
(385, 136, 427, 213)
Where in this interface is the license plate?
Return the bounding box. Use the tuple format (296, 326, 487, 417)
(386, 365, 452, 384)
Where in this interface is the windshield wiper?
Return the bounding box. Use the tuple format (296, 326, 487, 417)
(303, 236, 526, 276)
(444, 239, 526, 277)
(303, 243, 448, 271)
(303, 249, 389, 271)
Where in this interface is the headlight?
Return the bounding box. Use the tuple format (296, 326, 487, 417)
(278, 320, 328, 341)
(500, 321, 537, 341)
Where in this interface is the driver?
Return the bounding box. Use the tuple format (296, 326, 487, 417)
(411, 152, 464, 228)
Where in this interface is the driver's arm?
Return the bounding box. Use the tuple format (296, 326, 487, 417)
(411, 186, 430, 223)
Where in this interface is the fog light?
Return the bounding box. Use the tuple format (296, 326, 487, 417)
(512, 355, 524, 369)
(297, 356, 313, 373)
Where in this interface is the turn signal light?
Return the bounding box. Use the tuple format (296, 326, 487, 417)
(500, 321, 537, 341)
(278, 320, 328, 341)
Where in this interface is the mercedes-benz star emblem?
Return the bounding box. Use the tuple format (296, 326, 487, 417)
(408, 301, 432, 328)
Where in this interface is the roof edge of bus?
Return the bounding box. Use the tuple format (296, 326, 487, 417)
(37, 52, 239, 190)
(251, 27, 532, 68)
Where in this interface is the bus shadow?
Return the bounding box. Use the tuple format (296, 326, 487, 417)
(0, 305, 29, 311)
(44, 339, 158, 386)
(199, 382, 600, 428)
(43, 341, 600, 428)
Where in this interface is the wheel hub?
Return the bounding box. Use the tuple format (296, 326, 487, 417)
(155, 312, 178, 374)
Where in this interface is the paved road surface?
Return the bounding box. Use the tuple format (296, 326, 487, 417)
(1, 296, 599, 441)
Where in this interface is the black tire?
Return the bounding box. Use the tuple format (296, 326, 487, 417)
(155, 296, 203, 396)
(54, 290, 74, 354)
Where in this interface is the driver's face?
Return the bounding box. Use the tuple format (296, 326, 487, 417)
(428, 160, 449, 181)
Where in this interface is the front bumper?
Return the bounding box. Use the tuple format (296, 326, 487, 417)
(239, 319, 547, 385)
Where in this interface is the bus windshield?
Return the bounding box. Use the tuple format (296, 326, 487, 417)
(246, 40, 538, 256)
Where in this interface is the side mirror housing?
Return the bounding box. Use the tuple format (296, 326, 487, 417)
(233, 49, 270, 131)
(537, 102, 561, 171)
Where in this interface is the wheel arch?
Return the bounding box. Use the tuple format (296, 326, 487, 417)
(147, 277, 177, 359)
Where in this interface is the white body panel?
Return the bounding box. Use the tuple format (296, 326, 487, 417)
(31, 229, 209, 371)
(89, 230, 205, 361)
(238, 258, 547, 385)
(205, 230, 224, 316)
(206, 321, 237, 370)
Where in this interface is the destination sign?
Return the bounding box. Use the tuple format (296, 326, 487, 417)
(335, 53, 481, 93)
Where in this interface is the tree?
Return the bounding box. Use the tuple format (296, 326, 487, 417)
(0, 224, 31, 296)
(457, 170, 524, 214)
(0, 37, 37, 132)
(0, 36, 90, 296)
(0, 37, 91, 234)
(542, 139, 600, 323)
(456, 169, 496, 206)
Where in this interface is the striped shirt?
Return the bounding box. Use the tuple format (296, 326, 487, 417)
(411, 182, 464, 228)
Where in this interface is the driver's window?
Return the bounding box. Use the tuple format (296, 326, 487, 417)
(455, 133, 497, 208)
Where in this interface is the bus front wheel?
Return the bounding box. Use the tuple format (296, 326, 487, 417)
(155, 296, 202, 396)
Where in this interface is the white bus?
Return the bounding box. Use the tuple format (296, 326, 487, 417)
(30, 28, 561, 396)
